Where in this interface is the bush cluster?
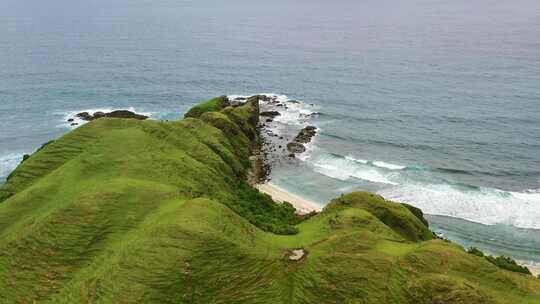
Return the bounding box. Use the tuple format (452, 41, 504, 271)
(467, 247, 532, 275)
(228, 181, 300, 235)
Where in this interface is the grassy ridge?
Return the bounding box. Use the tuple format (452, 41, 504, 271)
(0, 97, 539, 303)
(183, 95, 230, 119)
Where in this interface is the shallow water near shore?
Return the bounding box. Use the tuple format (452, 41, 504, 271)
(1, 0, 540, 265)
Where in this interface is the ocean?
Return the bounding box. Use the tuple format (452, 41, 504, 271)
(1, 0, 539, 265)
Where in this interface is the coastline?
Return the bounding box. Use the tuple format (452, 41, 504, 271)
(251, 94, 540, 278)
(525, 264, 540, 277)
(256, 182, 540, 277)
(257, 183, 540, 277)
(256, 182, 322, 215)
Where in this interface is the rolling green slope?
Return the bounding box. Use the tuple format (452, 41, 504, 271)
(0, 96, 539, 303)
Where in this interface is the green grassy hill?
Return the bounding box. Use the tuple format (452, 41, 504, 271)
(0, 96, 539, 303)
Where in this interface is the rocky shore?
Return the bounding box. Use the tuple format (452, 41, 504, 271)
(234, 94, 319, 184)
(67, 110, 148, 126)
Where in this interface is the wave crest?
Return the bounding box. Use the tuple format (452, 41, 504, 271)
(0, 153, 24, 181)
(380, 184, 540, 229)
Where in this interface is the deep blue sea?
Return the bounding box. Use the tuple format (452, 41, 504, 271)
(1, 0, 539, 266)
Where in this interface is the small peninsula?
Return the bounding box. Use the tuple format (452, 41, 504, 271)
(0, 96, 538, 303)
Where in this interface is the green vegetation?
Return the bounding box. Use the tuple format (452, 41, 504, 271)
(485, 256, 532, 275)
(468, 247, 485, 257)
(184, 95, 230, 118)
(0, 96, 539, 303)
(467, 247, 532, 274)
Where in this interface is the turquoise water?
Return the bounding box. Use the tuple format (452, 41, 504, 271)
(1, 0, 539, 265)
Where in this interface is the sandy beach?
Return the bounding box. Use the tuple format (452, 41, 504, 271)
(256, 182, 322, 214)
(526, 265, 540, 277)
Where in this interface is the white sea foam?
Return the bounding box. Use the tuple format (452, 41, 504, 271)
(229, 93, 321, 159)
(311, 153, 399, 185)
(510, 189, 540, 202)
(371, 161, 406, 170)
(307, 152, 540, 229)
(0, 153, 24, 180)
(296, 139, 316, 162)
(345, 155, 368, 164)
(227, 94, 249, 101)
(379, 183, 540, 229)
(231, 93, 319, 127)
(58, 107, 153, 129)
(345, 156, 406, 170)
(273, 103, 317, 127)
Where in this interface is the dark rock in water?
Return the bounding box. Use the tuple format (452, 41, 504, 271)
(258, 95, 272, 102)
(276, 104, 284, 107)
(294, 126, 317, 144)
(288, 153, 296, 158)
(288, 100, 300, 104)
(250, 94, 273, 102)
(22, 154, 30, 162)
(260, 111, 281, 117)
(105, 110, 148, 120)
(286, 126, 317, 155)
(230, 97, 246, 107)
(93, 112, 106, 119)
(266, 118, 273, 122)
(73, 110, 148, 122)
(287, 142, 306, 154)
(300, 112, 320, 119)
(76, 112, 93, 121)
(71, 123, 78, 126)
(67, 118, 74, 122)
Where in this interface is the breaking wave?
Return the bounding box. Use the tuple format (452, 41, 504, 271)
(308, 152, 540, 229)
(0, 153, 24, 181)
(380, 184, 540, 229)
(310, 153, 399, 185)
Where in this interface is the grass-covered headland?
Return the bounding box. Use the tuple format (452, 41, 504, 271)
(0, 96, 539, 303)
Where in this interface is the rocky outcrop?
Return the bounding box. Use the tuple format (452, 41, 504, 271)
(74, 110, 148, 122)
(75, 112, 93, 121)
(260, 111, 281, 117)
(286, 142, 306, 154)
(287, 126, 317, 156)
(294, 126, 317, 143)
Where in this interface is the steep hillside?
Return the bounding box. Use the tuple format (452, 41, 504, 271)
(0, 96, 539, 303)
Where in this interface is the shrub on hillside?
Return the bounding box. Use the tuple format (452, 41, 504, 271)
(467, 247, 485, 257)
(467, 247, 531, 275)
(485, 255, 531, 275)
(229, 182, 300, 235)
